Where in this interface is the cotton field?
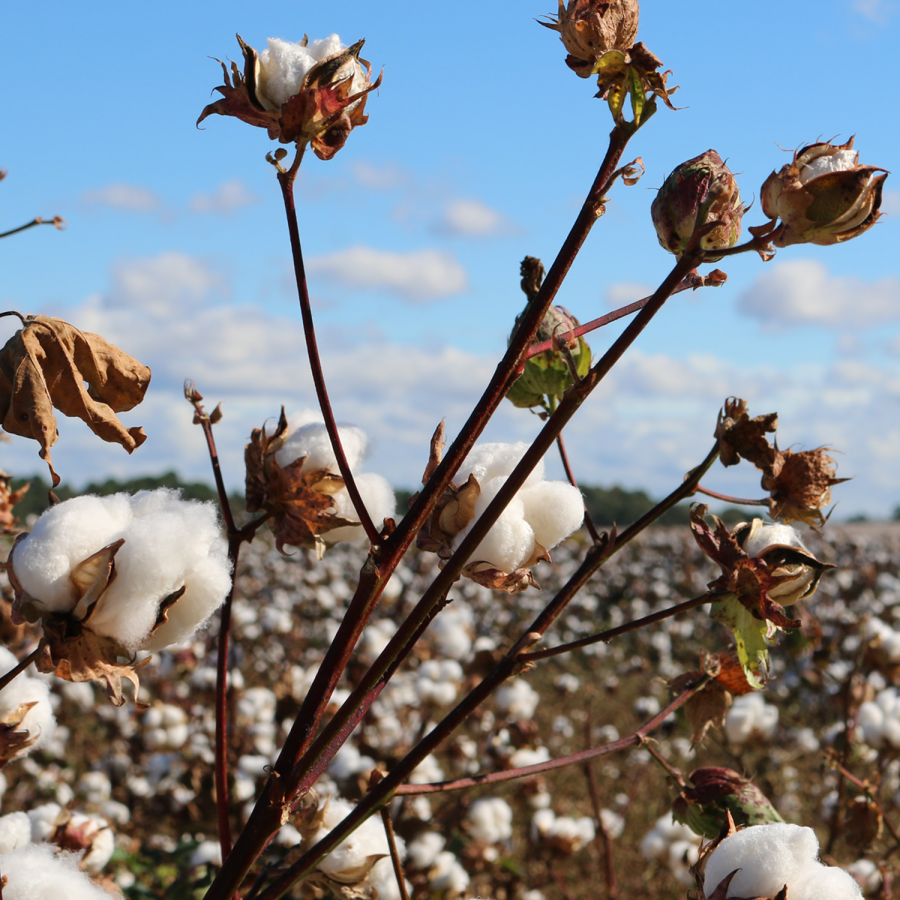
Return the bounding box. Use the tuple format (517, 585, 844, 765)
(0, 520, 897, 898)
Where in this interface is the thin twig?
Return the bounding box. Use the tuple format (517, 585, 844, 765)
(584, 705, 619, 900)
(555, 428, 602, 544)
(519, 592, 716, 664)
(0, 216, 65, 240)
(377, 792, 411, 900)
(276, 149, 380, 546)
(827, 755, 900, 856)
(0, 646, 41, 694)
(695, 485, 768, 506)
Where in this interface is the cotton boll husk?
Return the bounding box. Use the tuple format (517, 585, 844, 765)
(0, 842, 114, 899)
(12, 494, 133, 613)
(0, 650, 56, 755)
(0, 812, 31, 853)
(274, 421, 368, 474)
(88, 491, 231, 651)
(74, 814, 114, 873)
(519, 481, 584, 550)
(456, 442, 545, 489)
(702, 824, 835, 900)
(327, 474, 397, 544)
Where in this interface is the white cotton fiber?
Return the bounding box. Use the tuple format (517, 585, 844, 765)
(859, 687, 900, 749)
(456, 478, 533, 572)
(13, 490, 232, 653)
(274, 420, 368, 474)
(466, 797, 513, 844)
(0, 812, 31, 854)
(12, 494, 133, 613)
(702, 824, 862, 900)
(455, 442, 545, 490)
(258, 35, 355, 108)
(407, 832, 445, 869)
(0, 842, 113, 899)
(518, 481, 584, 550)
(724, 693, 778, 744)
(495, 678, 539, 719)
(328, 473, 397, 544)
(0, 647, 56, 756)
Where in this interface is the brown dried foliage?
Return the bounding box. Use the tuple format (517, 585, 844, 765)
(0, 315, 150, 486)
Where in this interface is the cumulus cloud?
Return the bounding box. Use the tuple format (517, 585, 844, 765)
(434, 199, 514, 237)
(738, 259, 900, 329)
(81, 183, 162, 212)
(189, 179, 260, 214)
(307, 246, 468, 301)
(605, 282, 653, 309)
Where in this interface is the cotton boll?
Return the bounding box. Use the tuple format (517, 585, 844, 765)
(495, 678, 540, 719)
(12, 494, 133, 613)
(465, 798, 513, 844)
(0, 650, 57, 758)
(724, 693, 778, 744)
(188, 839, 223, 868)
(28, 803, 64, 842)
(456, 442, 545, 489)
(599, 809, 625, 839)
(847, 858, 882, 893)
(0, 812, 31, 853)
(258, 35, 354, 108)
(518, 481, 584, 550)
(0, 842, 114, 899)
(429, 850, 470, 893)
(327, 473, 397, 544)
(274, 421, 368, 474)
(455, 478, 534, 572)
(407, 832, 445, 869)
(702, 824, 861, 900)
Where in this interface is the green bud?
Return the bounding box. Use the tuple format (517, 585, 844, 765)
(507, 305, 592, 410)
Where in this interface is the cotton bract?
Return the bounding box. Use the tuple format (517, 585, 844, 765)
(0, 646, 56, 764)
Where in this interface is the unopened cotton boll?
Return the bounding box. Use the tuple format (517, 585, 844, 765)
(465, 797, 513, 844)
(11, 490, 231, 653)
(702, 824, 862, 900)
(0, 842, 115, 899)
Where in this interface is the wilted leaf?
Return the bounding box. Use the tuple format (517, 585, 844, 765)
(0, 469, 28, 533)
(0, 315, 151, 486)
(710, 595, 770, 689)
(0, 701, 41, 765)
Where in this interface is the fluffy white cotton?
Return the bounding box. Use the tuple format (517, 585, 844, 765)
(68, 813, 114, 873)
(452, 442, 583, 574)
(724, 693, 779, 744)
(407, 832, 445, 869)
(743, 521, 809, 558)
(258, 35, 365, 109)
(799, 150, 858, 184)
(465, 798, 513, 844)
(863, 618, 900, 663)
(13, 490, 232, 652)
(847, 858, 882, 893)
(429, 850, 469, 892)
(0, 647, 56, 758)
(702, 824, 863, 900)
(858, 687, 900, 749)
(143, 703, 189, 750)
(495, 678, 540, 720)
(416, 660, 463, 706)
(189, 840, 223, 868)
(0, 842, 113, 899)
(531, 809, 595, 850)
(641, 814, 702, 886)
(0, 812, 31, 854)
(599, 808, 625, 839)
(273, 412, 395, 545)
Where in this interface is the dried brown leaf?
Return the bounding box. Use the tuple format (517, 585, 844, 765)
(0, 315, 150, 486)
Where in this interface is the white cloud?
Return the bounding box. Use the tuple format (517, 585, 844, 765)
(605, 282, 653, 309)
(881, 189, 900, 216)
(189, 179, 260, 214)
(307, 246, 468, 301)
(5, 251, 900, 519)
(350, 161, 410, 191)
(81, 183, 161, 212)
(852, 0, 894, 21)
(435, 199, 513, 237)
(738, 259, 900, 329)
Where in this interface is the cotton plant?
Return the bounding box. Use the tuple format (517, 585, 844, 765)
(244, 408, 395, 556)
(6, 489, 232, 704)
(416, 440, 585, 592)
(857, 687, 900, 750)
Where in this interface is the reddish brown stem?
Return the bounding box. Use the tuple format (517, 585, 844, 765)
(583, 710, 619, 900)
(379, 806, 410, 900)
(828, 756, 900, 855)
(695, 485, 769, 506)
(555, 430, 602, 544)
(277, 164, 379, 546)
(520, 591, 715, 663)
(0, 646, 41, 694)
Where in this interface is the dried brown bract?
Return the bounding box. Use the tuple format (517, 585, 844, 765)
(761, 447, 848, 527)
(0, 469, 28, 534)
(715, 399, 778, 470)
(245, 409, 355, 557)
(541, 0, 640, 77)
(0, 314, 150, 486)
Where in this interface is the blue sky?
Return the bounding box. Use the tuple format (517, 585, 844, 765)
(2, 0, 899, 519)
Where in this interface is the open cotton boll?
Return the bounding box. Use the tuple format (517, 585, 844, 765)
(455, 479, 534, 572)
(258, 35, 357, 108)
(0, 812, 31, 853)
(0, 842, 114, 899)
(518, 481, 584, 550)
(327, 473, 397, 544)
(87, 492, 232, 651)
(274, 421, 368, 474)
(11, 494, 133, 613)
(0, 647, 56, 757)
(455, 442, 545, 490)
(724, 693, 778, 744)
(466, 797, 513, 844)
(407, 832, 445, 869)
(703, 824, 862, 900)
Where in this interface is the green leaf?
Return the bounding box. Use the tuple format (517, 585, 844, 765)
(710, 594, 769, 689)
(628, 67, 645, 124)
(607, 79, 627, 122)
